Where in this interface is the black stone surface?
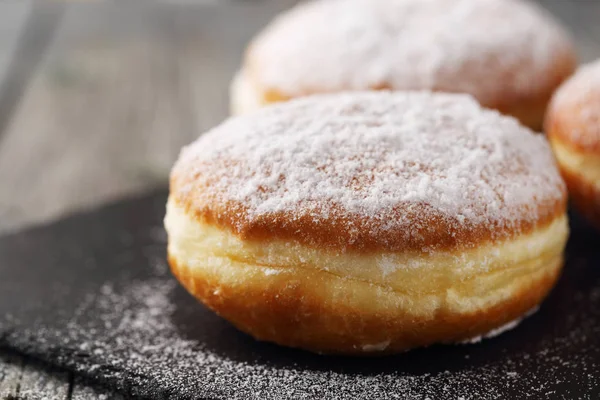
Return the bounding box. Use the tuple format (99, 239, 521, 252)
(0, 190, 599, 399)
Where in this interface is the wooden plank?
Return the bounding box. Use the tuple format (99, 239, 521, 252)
(0, 2, 64, 138)
(0, 1, 296, 235)
(0, 3, 185, 234)
(0, 3, 71, 396)
(0, 352, 23, 399)
(0, 1, 31, 86)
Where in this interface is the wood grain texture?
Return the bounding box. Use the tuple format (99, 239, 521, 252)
(0, 1, 296, 235)
(0, 3, 297, 398)
(0, 1, 31, 86)
(0, 1, 64, 139)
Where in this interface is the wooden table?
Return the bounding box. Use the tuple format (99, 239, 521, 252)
(0, 1, 598, 398)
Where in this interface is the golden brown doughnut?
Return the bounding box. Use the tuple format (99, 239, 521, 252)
(167, 92, 569, 355)
(231, 0, 577, 130)
(546, 60, 600, 228)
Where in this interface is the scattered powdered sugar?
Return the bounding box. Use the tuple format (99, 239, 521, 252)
(248, 0, 573, 107)
(1, 182, 597, 400)
(548, 60, 600, 148)
(174, 92, 564, 250)
(377, 255, 400, 277)
(27, 266, 597, 400)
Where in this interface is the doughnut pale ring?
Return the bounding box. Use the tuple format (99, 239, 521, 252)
(167, 92, 569, 355)
(231, 0, 576, 130)
(546, 60, 600, 228)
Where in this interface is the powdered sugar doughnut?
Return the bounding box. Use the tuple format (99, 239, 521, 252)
(231, 0, 576, 130)
(546, 60, 600, 228)
(167, 92, 568, 354)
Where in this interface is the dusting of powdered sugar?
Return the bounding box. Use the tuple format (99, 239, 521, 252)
(548, 59, 600, 149)
(248, 0, 574, 106)
(262, 268, 282, 276)
(37, 277, 513, 399)
(3, 199, 598, 400)
(30, 263, 598, 400)
(173, 92, 564, 251)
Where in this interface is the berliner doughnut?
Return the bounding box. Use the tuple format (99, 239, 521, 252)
(231, 0, 576, 130)
(167, 92, 569, 355)
(546, 60, 600, 228)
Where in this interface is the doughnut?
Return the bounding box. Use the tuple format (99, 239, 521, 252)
(167, 92, 569, 355)
(546, 60, 600, 228)
(230, 0, 577, 129)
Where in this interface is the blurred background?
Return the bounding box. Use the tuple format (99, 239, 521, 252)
(0, 0, 300, 236)
(0, 0, 598, 236)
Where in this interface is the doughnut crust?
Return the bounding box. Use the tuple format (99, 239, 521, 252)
(546, 60, 600, 228)
(168, 92, 569, 354)
(231, 0, 576, 130)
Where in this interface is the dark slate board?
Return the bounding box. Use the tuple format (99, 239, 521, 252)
(0, 190, 599, 400)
